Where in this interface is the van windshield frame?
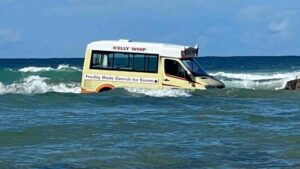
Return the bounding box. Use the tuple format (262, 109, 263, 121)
(181, 57, 208, 76)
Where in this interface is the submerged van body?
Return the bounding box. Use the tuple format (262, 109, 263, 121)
(81, 39, 224, 93)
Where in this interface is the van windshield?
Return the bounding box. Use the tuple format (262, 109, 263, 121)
(181, 57, 208, 76)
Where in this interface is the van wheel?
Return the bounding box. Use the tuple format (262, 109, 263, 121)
(99, 87, 112, 92)
(96, 84, 115, 93)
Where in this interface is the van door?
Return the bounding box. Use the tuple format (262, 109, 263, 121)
(162, 58, 195, 89)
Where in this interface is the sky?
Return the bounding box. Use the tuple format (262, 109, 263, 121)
(0, 0, 300, 58)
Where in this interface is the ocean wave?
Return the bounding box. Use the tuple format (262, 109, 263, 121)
(18, 64, 82, 73)
(211, 71, 300, 90)
(2, 70, 299, 95)
(125, 88, 191, 97)
(0, 75, 80, 95)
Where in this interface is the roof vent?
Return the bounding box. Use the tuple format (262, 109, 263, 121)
(119, 39, 131, 42)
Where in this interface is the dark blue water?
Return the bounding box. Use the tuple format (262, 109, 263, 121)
(0, 57, 300, 168)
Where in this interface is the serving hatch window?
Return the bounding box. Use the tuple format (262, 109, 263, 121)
(90, 51, 158, 73)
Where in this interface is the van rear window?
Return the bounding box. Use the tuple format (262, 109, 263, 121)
(90, 51, 158, 73)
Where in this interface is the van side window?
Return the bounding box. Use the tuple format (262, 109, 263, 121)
(133, 54, 145, 71)
(91, 52, 113, 68)
(90, 50, 158, 73)
(133, 54, 158, 72)
(147, 55, 158, 72)
(114, 53, 132, 70)
(165, 59, 186, 78)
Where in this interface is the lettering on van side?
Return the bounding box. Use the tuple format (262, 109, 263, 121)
(113, 46, 146, 52)
(84, 74, 158, 84)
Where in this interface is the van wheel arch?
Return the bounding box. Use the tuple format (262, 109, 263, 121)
(96, 84, 115, 93)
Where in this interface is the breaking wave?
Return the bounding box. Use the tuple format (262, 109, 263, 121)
(211, 71, 300, 90)
(18, 64, 82, 72)
(0, 76, 80, 95)
(125, 88, 191, 97)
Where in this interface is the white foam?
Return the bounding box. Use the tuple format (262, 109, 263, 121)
(57, 64, 80, 71)
(18, 64, 81, 72)
(211, 71, 300, 81)
(125, 88, 191, 97)
(0, 75, 80, 95)
(19, 67, 52, 72)
(211, 71, 300, 90)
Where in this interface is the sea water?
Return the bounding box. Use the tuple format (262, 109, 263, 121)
(0, 57, 299, 168)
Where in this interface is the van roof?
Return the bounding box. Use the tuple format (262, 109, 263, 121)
(87, 39, 198, 58)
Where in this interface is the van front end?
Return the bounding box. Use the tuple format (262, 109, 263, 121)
(195, 76, 225, 89)
(180, 57, 225, 90)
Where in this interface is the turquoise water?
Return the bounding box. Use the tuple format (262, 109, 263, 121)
(0, 57, 300, 168)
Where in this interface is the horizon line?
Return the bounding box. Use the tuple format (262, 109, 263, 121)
(0, 55, 300, 59)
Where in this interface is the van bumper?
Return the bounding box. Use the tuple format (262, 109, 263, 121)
(205, 84, 225, 89)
